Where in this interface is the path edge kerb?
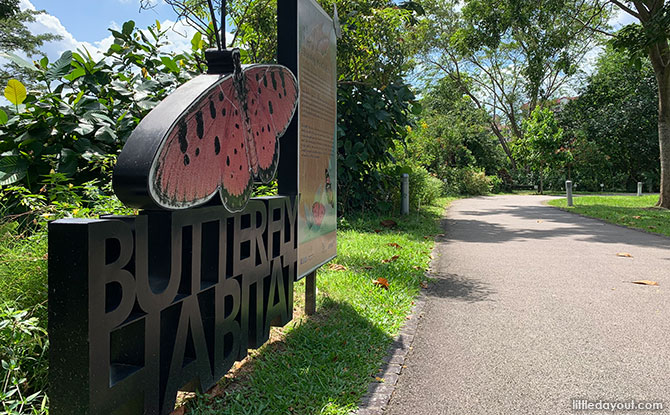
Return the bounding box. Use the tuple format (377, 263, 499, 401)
(351, 202, 457, 415)
(350, 291, 428, 415)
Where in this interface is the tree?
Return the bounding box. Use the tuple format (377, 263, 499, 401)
(512, 106, 572, 193)
(0, 0, 61, 84)
(402, 76, 505, 178)
(606, 1, 670, 207)
(412, 0, 611, 167)
(559, 46, 659, 191)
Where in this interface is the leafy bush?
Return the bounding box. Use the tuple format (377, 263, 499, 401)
(412, 169, 443, 208)
(0, 305, 48, 415)
(337, 82, 418, 213)
(0, 20, 205, 195)
(458, 167, 492, 195)
(380, 165, 444, 212)
(489, 175, 504, 193)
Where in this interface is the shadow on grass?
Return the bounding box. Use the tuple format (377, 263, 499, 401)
(340, 202, 447, 243)
(187, 298, 393, 415)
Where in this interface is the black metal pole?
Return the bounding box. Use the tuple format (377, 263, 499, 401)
(221, 0, 227, 48)
(305, 271, 316, 315)
(207, 0, 221, 50)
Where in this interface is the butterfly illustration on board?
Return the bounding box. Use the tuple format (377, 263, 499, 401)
(114, 48, 299, 213)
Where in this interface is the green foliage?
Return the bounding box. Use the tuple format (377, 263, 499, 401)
(0, 21, 205, 198)
(513, 106, 572, 192)
(558, 46, 659, 191)
(337, 82, 417, 212)
(0, 305, 49, 415)
(458, 167, 492, 195)
(392, 76, 504, 197)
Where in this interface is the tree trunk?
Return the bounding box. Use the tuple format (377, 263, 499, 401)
(490, 121, 517, 169)
(539, 174, 544, 195)
(650, 46, 670, 208)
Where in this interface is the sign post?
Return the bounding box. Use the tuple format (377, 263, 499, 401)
(279, 0, 338, 313)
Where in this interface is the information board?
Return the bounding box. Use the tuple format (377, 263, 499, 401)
(296, 0, 338, 277)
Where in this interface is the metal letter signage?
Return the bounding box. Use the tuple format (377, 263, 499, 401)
(48, 45, 303, 413)
(48, 198, 297, 414)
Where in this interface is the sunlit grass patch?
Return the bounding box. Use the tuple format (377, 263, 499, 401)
(547, 195, 670, 237)
(186, 198, 458, 415)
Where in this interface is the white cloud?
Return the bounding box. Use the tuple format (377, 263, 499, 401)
(610, 7, 638, 30)
(9, 1, 219, 66)
(17, 0, 107, 61)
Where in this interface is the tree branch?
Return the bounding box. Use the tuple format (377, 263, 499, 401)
(608, 0, 641, 19)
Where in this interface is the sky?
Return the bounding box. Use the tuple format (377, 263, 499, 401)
(16, 0, 198, 62)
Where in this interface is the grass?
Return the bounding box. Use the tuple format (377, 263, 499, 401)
(185, 197, 458, 415)
(0, 221, 49, 316)
(547, 194, 670, 237)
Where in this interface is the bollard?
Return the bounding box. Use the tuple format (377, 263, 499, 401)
(401, 173, 409, 215)
(566, 180, 573, 207)
(637, 182, 643, 196)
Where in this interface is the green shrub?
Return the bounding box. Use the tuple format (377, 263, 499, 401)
(381, 165, 445, 212)
(459, 167, 492, 195)
(0, 305, 49, 415)
(489, 175, 504, 193)
(416, 172, 444, 207)
(0, 20, 205, 196)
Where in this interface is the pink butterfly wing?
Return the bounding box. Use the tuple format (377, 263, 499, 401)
(243, 65, 299, 182)
(151, 77, 253, 212)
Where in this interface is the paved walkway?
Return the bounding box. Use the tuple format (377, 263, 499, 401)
(386, 195, 670, 415)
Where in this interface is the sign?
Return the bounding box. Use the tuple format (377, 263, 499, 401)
(278, 0, 338, 278)
(48, 198, 297, 415)
(47, 4, 338, 413)
(113, 50, 298, 213)
(296, 0, 338, 277)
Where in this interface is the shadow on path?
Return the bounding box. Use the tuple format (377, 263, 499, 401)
(427, 273, 495, 303)
(446, 204, 670, 249)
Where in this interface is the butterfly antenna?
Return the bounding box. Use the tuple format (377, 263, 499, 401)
(207, 0, 222, 51)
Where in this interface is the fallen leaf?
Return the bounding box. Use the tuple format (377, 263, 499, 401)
(372, 278, 389, 289)
(413, 266, 423, 271)
(616, 252, 633, 258)
(374, 229, 382, 233)
(633, 216, 642, 219)
(328, 263, 347, 271)
(380, 219, 397, 228)
(537, 220, 543, 223)
(381, 255, 400, 263)
(387, 242, 402, 249)
(632, 280, 659, 286)
(362, 265, 374, 270)
(649, 226, 657, 229)
(375, 376, 384, 382)
(420, 281, 428, 289)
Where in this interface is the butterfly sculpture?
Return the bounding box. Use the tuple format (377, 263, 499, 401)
(114, 49, 298, 213)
